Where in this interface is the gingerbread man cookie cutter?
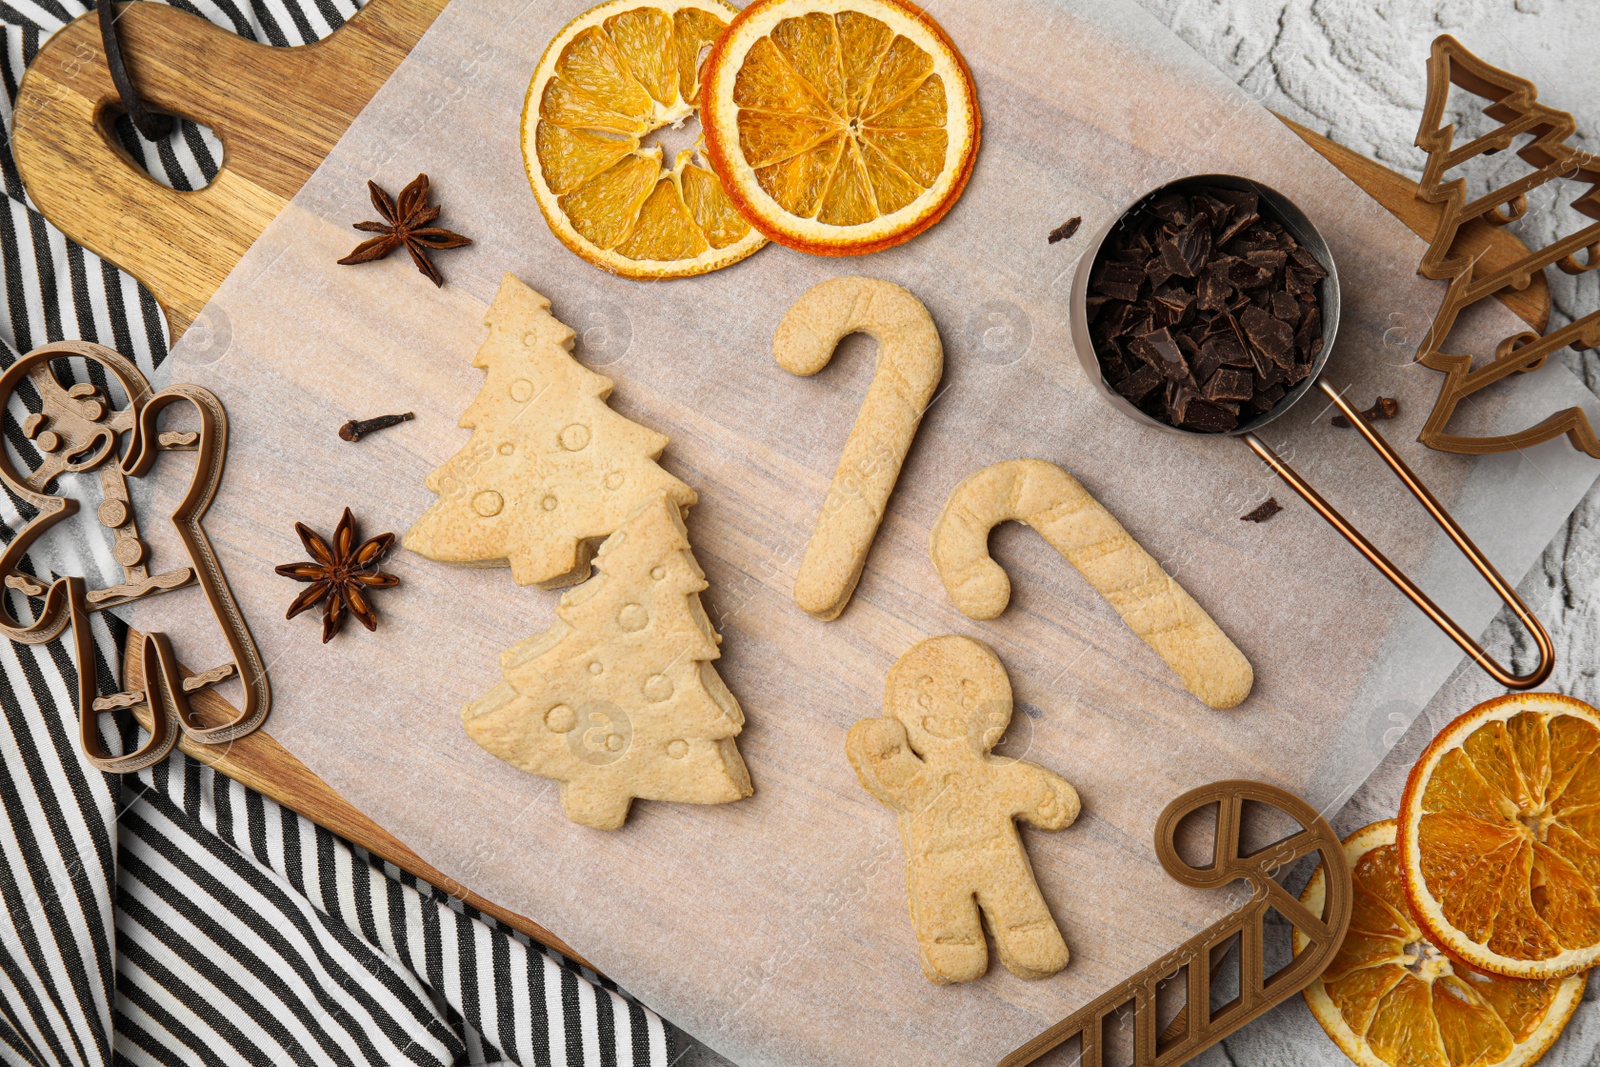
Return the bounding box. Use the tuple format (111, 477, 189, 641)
(931, 459, 1253, 710)
(1000, 780, 1352, 1067)
(0, 340, 268, 772)
(775, 276, 943, 621)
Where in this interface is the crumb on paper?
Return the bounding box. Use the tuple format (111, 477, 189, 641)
(1241, 498, 1283, 523)
(1048, 216, 1082, 243)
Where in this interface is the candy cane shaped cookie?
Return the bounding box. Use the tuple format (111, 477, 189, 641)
(931, 459, 1252, 709)
(776, 277, 943, 620)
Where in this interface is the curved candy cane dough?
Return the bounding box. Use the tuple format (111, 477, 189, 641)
(931, 459, 1253, 709)
(776, 277, 943, 620)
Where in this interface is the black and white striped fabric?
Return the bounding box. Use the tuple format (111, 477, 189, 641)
(0, 3, 674, 1065)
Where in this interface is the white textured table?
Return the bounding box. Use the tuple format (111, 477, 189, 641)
(677, 1, 1600, 1062)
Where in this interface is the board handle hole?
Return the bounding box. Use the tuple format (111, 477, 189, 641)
(101, 106, 221, 192)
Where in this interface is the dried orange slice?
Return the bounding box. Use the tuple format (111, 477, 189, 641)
(1399, 693, 1600, 980)
(1297, 821, 1585, 1067)
(699, 0, 980, 256)
(523, 0, 766, 278)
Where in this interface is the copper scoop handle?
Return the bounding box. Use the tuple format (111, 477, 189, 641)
(1244, 378, 1553, 689)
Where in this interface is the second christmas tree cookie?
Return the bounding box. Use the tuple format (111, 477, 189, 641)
(463, 492, 752, 829)
(406, 274, 696, 587)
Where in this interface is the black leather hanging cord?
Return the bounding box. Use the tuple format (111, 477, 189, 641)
(97, 0, 175, 141)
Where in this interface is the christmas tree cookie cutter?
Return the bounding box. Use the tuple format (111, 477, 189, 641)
(0, 340, 269, 773)
(1412, 35, 1600, 456)
(1001, 781, 1352, 1067)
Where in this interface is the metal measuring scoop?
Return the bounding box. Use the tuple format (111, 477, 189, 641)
(1070, 174, 1552, 689)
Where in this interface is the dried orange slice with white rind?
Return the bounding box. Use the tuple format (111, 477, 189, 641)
(523, 0, 766, 278)
(1399, 693, 1600, 980)
(699, 0, 980, 256)
(1297, 820, 1585, 1067)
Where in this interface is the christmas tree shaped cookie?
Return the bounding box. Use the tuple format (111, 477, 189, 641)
(463, 493, 752, 829)
(406, 274, 696, 587)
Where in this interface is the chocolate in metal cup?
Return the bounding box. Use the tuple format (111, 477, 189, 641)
(1069, 174, 1341, 436)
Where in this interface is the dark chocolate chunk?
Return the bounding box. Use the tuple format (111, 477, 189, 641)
(1148, 192, 1190, 226)
(1173, 392, 1239, 432)
(1192, 349, 1225, 387)
(1245, 249, 1287, 273)
(1289, 247, 1326, 278)
(1142, 327, 1190, 380)
(1093, 262, 1144, 302)
(1225, 229, 1277, 255)
(1102, 301, 1134, 337)
(1049, 216, 1082, 243)
(1252, 357, 1284, 389)
(1227, 258, 1275, 289)
(1101, 353, 1131, 385)
(1204, 367, 1254, 402)
(1271, 290, 1301, 324)
(1216, 208, 1260, 246)
(1196, 270, 1233, 312)
(1174, 217, 1212, 277)
(1241, 305, 1295, 365)
(1199, 334, 1249, 378)
(1154, 284, 1194, 318)
(1145, 256, 1176, 289)
(1284, 267, 1321, 295)
(1295, 306, 1322, 359)
(1115, 363, 1162, 403)
(1240, 498, 1283, 523)
(1126, 334, 1161, 368)
(1208, 187, 1259, 219)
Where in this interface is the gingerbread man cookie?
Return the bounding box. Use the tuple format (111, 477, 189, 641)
(847, 635, 1079, 984)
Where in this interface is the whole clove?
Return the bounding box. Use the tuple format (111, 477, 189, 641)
(1331, 396, 1400, 428)
(340, 412, 415, 442)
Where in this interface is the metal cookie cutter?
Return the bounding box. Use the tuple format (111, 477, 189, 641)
(1002, 781, 1353, 1067)
(0, 340, 268, 772)
(1071, 173, 1553, 689)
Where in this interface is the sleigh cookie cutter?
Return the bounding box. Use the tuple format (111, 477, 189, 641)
(0, 340, 268, 772)
(1002, 781, 1352, 1067)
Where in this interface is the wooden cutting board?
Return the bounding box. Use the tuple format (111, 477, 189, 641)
(9, 0, 1549, 969)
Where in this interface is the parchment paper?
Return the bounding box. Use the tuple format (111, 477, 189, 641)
(135, 0, 1600, 1063)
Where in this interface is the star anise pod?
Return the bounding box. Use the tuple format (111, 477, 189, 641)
(275, 508, 399, 642)
(337, 174, 471, 287)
